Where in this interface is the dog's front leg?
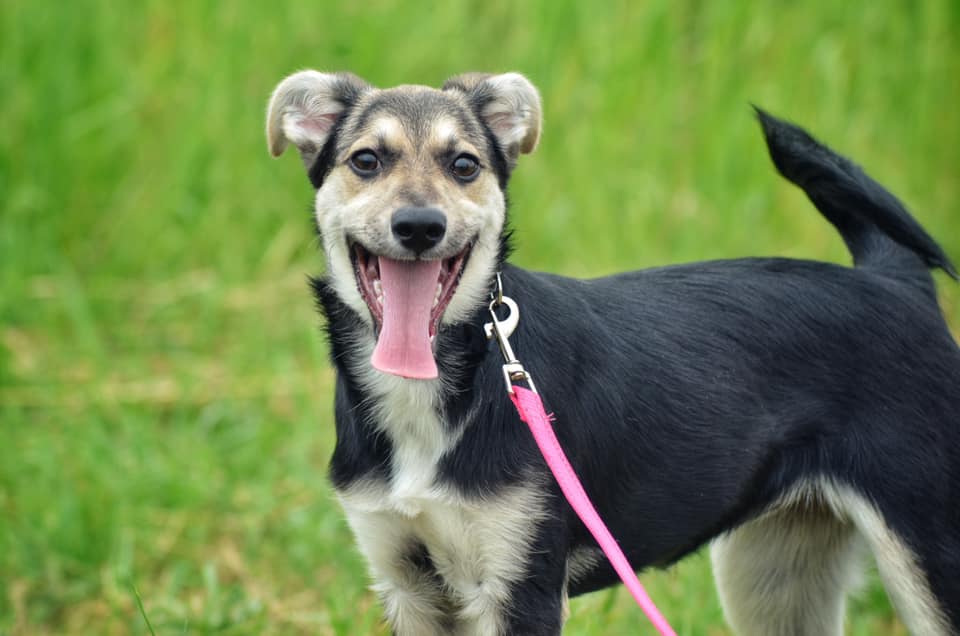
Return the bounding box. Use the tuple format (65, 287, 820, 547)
(342, 505, 455, 636)
(492, 576, 567, 636)
(374, 566, 457, 636)
(450, 513, 568, 636)
(445, 570, 566, 636)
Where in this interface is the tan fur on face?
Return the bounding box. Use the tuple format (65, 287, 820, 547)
(315, 89, 509, 330)
(323, 107, 500, 257)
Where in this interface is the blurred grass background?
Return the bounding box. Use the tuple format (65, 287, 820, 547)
(1, 1, 958, 634)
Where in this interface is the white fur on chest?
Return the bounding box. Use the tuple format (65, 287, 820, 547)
(351, 354, 457, 515)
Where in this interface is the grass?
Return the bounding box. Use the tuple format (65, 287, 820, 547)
(1, 0, 957, 634)
(132, 585, 157, 636)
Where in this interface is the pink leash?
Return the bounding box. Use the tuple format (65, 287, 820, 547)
(509, 387, 677, 636)
(484, 283, 677, 636)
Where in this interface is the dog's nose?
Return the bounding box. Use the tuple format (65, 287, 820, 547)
(391, 207, 447, 255)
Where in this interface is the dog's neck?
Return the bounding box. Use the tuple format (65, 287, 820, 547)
(310, 271, 496, 416)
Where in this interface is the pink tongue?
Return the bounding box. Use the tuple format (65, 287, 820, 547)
(371, 257, 442, 379)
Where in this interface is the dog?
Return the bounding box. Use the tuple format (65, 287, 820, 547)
(265, 71, 960, 635)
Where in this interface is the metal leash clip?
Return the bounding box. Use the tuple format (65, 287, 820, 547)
(484, 273, 538, 395)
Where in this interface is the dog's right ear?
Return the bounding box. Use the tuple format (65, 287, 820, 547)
(266, 71, 370, 164)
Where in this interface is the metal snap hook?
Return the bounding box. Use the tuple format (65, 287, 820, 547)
(484, 295, 519, 341)
(484, 295, 531, 394)
(490, 271, 505, 306)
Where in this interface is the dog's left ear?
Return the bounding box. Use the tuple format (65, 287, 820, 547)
(444, 72, 542, 162)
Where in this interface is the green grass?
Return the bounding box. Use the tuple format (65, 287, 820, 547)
(1, 1, 957, 634)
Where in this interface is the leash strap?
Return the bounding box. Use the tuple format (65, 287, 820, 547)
(484, 284, 677, 636)
(508, 386, 678, 636)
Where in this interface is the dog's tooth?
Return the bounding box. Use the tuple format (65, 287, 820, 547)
(373, 279, 382, 298)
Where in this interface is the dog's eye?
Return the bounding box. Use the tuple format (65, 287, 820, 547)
(451, 154, 480, 182)
(349, 150, 381, 176)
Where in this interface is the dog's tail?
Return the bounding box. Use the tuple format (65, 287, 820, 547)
(755, 108, 957, 287)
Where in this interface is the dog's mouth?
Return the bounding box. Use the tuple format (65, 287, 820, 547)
(351, 242, 471, 379)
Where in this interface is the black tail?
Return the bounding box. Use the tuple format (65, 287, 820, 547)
(755, 107, 957, 283)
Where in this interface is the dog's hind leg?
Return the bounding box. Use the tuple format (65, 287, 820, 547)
(828, 482, 956, 636)
(710, 494, 863, 636)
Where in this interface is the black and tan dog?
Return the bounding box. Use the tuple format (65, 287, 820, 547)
(265, 71, 960, 635)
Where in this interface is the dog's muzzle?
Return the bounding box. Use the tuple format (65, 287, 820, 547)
(352, 240, 472, 379)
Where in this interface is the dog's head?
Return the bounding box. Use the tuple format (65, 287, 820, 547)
(266, 71, 541, 379)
